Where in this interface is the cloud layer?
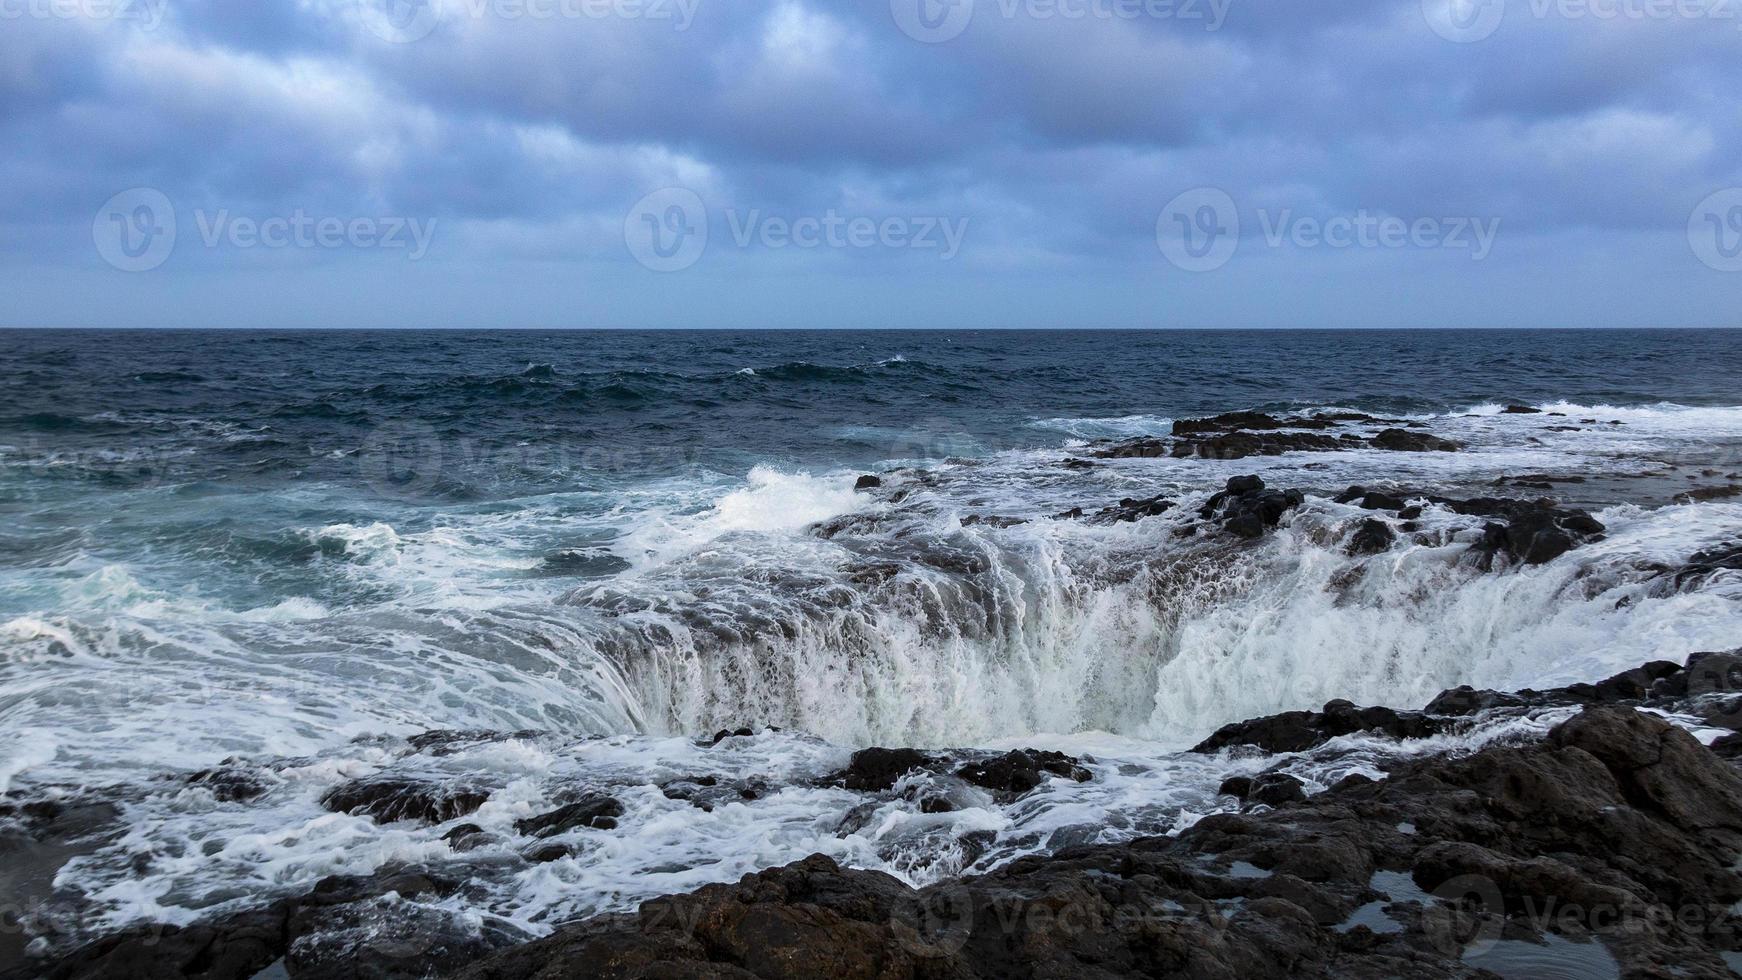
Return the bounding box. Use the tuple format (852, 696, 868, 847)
(1, 0, 1739, 328)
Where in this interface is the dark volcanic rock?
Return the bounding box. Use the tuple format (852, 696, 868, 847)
(959, 514, 1028, 529)
(1500, 405, 1542, 414)
(320, 778, 490, 826)
(853, 475, 882, 491)
(1194, 698, 1451, 754)
(1666, 542, 1742, 589)
(515, 796, 624, 837)
(1172, 430, 1344, 460)
(9, 867, 527, 980)
(1333, 486, 1605, 567)
(1347, 518, 1396, 555)
(186, 764, 272, 803)
(1199, 475, 1304, 539)
(954, 749, 1091, 796)
(1085, 494, 1174, 525)
(1370, 428, 1461, 452)
(443, 705, 1742, 980)
(833, 747, 936, 791)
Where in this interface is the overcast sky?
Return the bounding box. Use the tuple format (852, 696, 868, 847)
(2, 0, 1740, 329)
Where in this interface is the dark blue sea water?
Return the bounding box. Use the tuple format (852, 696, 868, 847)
(1, 328, 1740, 946)
(3, 329, 1739, 495)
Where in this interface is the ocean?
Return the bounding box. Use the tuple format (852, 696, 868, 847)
(2, 327, 1741, 945)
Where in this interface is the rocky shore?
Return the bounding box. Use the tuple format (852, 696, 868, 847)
(10, 651, 1742, 980)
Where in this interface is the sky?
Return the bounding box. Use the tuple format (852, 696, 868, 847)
(1, 0, 1740, 329)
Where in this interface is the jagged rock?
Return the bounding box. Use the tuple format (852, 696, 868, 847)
(954, 750, 1091, 796)
(515, 796, 624, 837)
(1199, 475, 1304, 539)
(960, 514, 1027, 528)
(1194, 698, 1450, 754)
(833, 747, 936, 791)
(1370, 428, 1461, 452)
(1347, 518, 1396, 555)
(1676, 485, 1742, 503)
(1331, 486, 1605, 567)
(9, 867, 527, 980)
(320, 778, 490, 826)
(1666, 542, 1742, 588)
(853, 475, 882, 491)
(186, 764, 271, 803)
(443, 705, 1742, 980)
(1248, 773, 1307, 806)
(1085, 494, 1174, 524)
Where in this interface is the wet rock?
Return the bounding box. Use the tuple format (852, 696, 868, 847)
(1194, 698, 1450, 754)
(448, 702, 1742, 980)
(706, 726, 756, 746)
(1084, 494, 1174, 524)
(515, 796, 624, 837)
(1347, 518, 1396, 556)
(1675, 485, 1742, 504)
(1248, 773, 1307, 806)
(1665, 542, 1742, 589)
(532, 550, 630, 578)
(1370, 428, 1461, 452)
(953, 749, 1091, 796)
(833, 747, 936, 791)
(853, 475, 881, 491)
(959, 514, 1027, 529)
(186, 764, 271, 803)
(9, 866, 525, 980)
(321, 778, 490, 826)
(1199, 475, 1304, 540)
(1331, 487, 1606, 567)
(1501, 405, 1542, 414)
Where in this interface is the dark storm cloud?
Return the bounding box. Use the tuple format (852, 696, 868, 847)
(0, 0, 1738, 327)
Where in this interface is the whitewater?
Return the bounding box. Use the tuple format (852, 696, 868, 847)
(4, 391, 1740, 943)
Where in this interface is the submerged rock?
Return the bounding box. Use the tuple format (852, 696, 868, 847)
(833, 747, 937, 791)
(953, 749, 1091, 796)
(515, 796, 624, 837)
(320, 778, 490, 826)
